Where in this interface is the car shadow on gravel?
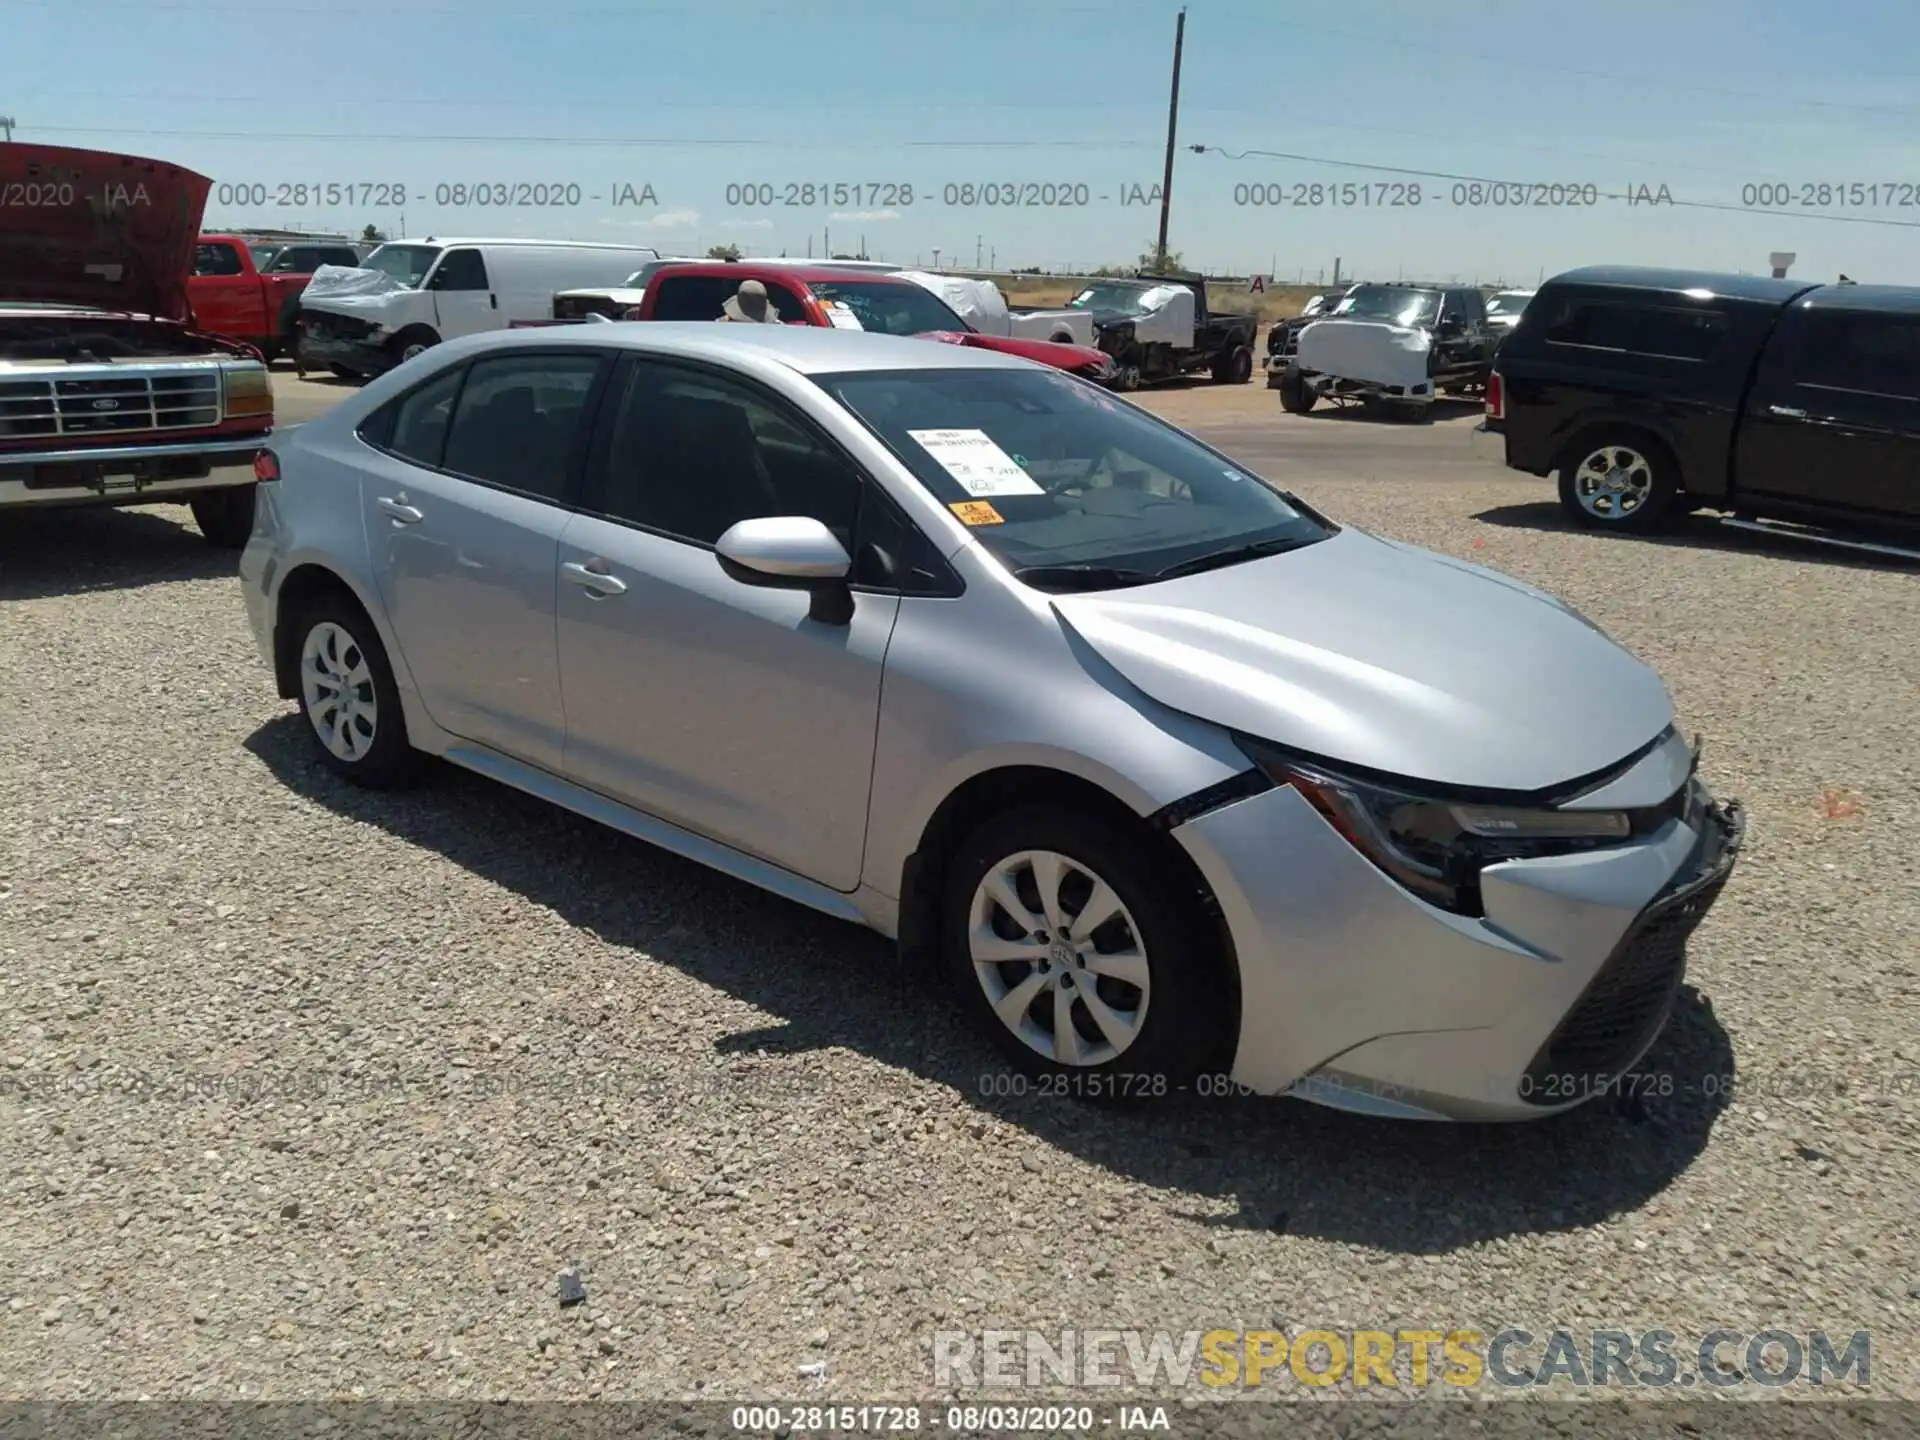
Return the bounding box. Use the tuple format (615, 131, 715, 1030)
(245, 712, 1737, 1256)
(1475, 501, 1920, 571)
(0, 505, 234, 599)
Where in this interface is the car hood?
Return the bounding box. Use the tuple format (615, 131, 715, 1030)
(917, 330, 1110, 370)
(0, 143, 210, 322)
(1049, 528, 1675, 792)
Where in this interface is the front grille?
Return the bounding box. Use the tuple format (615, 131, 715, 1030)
(302, 312, 376, 343)
(0, 371, 223, 440)
(1521, 804, 1742, 1102)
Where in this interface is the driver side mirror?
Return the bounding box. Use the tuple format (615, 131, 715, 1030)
(715, 516, 855, 625)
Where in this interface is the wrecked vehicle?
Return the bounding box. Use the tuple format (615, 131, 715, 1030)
(188, 232, 362, 363)
(0, 142, 277, 548)
(1263, 282, 1363, 384)
(1278, 282, 1499, 418)
(1065, 275, 1256, 389)
(295, 238, 659, 378)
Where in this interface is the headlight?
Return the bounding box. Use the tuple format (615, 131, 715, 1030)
(223, 365, 275, 419)
(1236, 737, 1639, 915)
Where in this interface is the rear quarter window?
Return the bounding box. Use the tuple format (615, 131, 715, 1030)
(1540, 297, 1728, 362)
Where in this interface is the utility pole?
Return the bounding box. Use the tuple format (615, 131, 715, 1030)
(1154, 7, 1187, 273)
(976, 235, 983, 269)
(0, 117, 15, 142)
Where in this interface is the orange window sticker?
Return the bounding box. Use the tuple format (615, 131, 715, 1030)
(948, 500, 1005, 525)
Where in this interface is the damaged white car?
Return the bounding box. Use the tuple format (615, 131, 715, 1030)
(1277, 282, 1500, 418)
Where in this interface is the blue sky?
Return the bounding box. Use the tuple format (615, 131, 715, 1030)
(7, 0, 1920, 282)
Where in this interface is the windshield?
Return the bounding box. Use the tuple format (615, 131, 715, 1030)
(821, 367, 1333, 587)
(1486, 291, 1533, 315)
(805, 280, 967, 336)
(1332, 285, 1440, 326)
(1064, 282, 1156, 316)
(361, 244, 442, 289)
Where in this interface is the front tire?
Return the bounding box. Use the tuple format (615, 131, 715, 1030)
(1557, 433, 1681, 533)
(941, 806, 1228, 1098)
(291, 598, 420, 788)
(1278, 365, 1316, 413)
(189, 485, 257, 549)
(390, 326, 440, 367)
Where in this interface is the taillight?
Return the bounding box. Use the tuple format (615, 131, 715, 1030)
(1485, 370, 1505, 420)
(253, 449, 280, 483)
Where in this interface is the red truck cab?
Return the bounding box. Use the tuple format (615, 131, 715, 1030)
(631, 263, 1119, 385)
(189, 235, 362, 362)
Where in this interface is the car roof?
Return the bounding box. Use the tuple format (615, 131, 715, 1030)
(418, 320, 1031, 374)
(651, 263, 918, 287)
(1544, 265, 1819, 304)
(383, 237, 659, 251)
(1792, 283, 1920, 316)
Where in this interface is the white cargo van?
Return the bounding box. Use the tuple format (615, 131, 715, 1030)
(295, 237, 659, 377)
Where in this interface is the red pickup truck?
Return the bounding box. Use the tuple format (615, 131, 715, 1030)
(629, 263, 1119, 385)
(188, 234, 362, 362)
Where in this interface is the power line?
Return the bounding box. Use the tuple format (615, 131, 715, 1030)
(27, 124, 1153, 150)
(1192, 145, 1920, 230)
(1281, 20, 1920, 119)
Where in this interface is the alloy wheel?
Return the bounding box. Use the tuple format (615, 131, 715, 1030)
(1572, 445, 1655, 522)
(300, 621, 378, 763)
(967, 849, 1151, 1066)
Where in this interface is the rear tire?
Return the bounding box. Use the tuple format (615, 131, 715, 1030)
(1556, 431, 1682, 533)
(941, 805, 1229, 1100)
(1212, 344, 1254, 384)
(189, 485, 257, 549)
(289, 595, 421, 789)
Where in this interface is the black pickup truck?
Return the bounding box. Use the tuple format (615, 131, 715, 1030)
(1064, 274, 1257, 388)
(1485, 266, 1920, 555)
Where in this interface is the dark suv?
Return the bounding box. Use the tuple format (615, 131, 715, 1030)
(1484, 265, 1920, 550)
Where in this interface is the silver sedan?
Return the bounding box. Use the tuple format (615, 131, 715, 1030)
(239, 323, 1743, 1120)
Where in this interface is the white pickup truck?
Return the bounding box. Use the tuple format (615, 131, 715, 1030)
(894, 271, 1095, 346)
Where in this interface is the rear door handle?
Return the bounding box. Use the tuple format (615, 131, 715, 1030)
(1767, 405, 1808, 419)
(376, 495, 424, 524)
(563, 559, 627, 596)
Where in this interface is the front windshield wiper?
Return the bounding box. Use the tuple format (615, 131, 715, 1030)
(1010, 563, 1157, 592)
(1153, 536, 1318, 580)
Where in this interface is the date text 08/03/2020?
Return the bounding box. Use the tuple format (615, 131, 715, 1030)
(209, 181, 661, 209)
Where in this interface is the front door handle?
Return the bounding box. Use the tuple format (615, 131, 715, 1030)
(377, 495, 424, 524)
(1767, 405, 1808, 419)
(563, 559, 627, 596)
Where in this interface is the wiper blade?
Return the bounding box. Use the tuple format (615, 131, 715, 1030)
(1153, 536, 1316, 580)
(1010, 563, 1156, 591)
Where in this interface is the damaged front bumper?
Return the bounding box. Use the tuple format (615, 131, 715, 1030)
(1170, 763, 1746, 1122)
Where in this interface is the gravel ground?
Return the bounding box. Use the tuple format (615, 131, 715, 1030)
(2, 386, 1917, 1412)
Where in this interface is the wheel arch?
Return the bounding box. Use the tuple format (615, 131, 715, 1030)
(271, 561, 399, 702)
(894, 762, 1242, 1044)
(1551, 415, 1688, 493)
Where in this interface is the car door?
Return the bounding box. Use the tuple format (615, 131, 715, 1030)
(1739, 307, 1920, 518)
(359, 349, 612, 771)
(424, 246, 498, 339)
(190, 240, 261, 340)
(554, 355, 902, 890)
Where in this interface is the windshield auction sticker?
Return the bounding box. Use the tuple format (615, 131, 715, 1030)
(824, 302, 864, 330)
(948, 500, 1005, 525)
(909, 429, 1046, 497)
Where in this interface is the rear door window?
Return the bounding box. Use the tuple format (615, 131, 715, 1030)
(439, 352, 605, 500)
(372, 365, 467, 468)
(651, 276, 740, 321)
(1790, 312, 1920, 400)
